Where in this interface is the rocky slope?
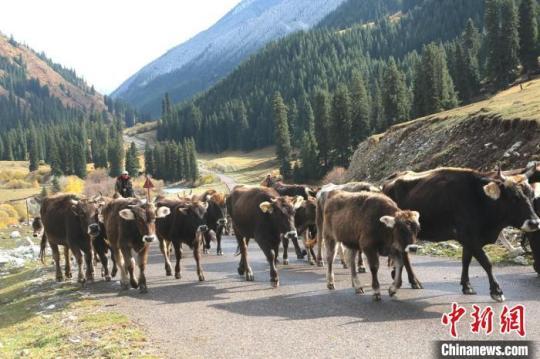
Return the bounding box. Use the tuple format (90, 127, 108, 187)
(111, 0, 346, 116)
(346, 79, 540, 183)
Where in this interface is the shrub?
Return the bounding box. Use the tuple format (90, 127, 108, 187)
(322, 167, 347, 185)
(84, 169, 116, 197)
(61, 176, 85, 194)
(3, 179, 35, 189)
(0, 204, 20, 228)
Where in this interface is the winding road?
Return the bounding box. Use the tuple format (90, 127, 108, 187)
(90, 240, 540, 358)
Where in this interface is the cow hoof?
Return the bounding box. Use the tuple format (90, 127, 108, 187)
(309, 260, 315, 266)
(373, 293, 382, 302)
(491, 293, 505, 302)
(139, 286, 148, 294)
(341, 262, 348, 269)
(355, 287, 364, 294)
(327, 283, 335, 290)
(275, 258, 280, 264)
(217, 250, 223, 256)
(105, 275, 111, 282)
(282, 259, 289, 265)
(316, 260, 324, 267)
(358, 266, 366, 273)
(120, 282, 129, 290)
(388, 287, 397, 297)
(130, 280, 139, 289)
(66, 272, 72, 279)
(237, 267, 245, 275)
(391, 269, 395, 280)
(203, 249, 209, 254)
(411, 281, 423, 290)
(111, 269, 118, 278)
(56, 276, 63, 282)
(271, 280, 279, 288)
(198, 275, 205, 282)
(462, 286, 476, 295)
(297, 254, 304, 259)
(246, 273, 254, 281)
(175, 273, 181, 280)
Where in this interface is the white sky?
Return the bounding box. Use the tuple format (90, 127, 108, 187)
(0, 0, 241, 94)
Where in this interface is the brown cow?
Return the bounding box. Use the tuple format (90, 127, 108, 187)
(156, 198, 208, 280)
(383, 167, 540, 302)
(261, 174, 317, 199)
(227, 185, 303, 287)
(39, 194, 101, 284)
(195, 190, 228, 255)
(315, 182, 381, 268)
(289, 196, 317, 264)
(100, 198, 171, 293)
(323, 190, 420, 301)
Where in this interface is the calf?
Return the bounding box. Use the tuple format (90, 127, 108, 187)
(383, 167, 540, 302)
(323, 190, 420, 300)
(227, 186, 303, 287)
(156, 198, 209, 281)
(197, 190, 228, 255)
(39, 194, 101, 284)
(286, 196, 317, 264)
(101, 198, 171, 293)
(90, 211, 117, 281)
(316, 182, 381, 267)
(261, 174, 316, 199)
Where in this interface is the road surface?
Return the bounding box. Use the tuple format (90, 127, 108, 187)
(90, 239, 540, 358)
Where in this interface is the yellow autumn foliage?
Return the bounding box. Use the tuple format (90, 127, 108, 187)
(62, 176, 85, 195)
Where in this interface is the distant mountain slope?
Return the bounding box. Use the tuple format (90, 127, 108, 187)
(0, 33, 105, 113)
(111, 0, 347, 116)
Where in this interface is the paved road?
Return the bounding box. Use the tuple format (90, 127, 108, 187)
(91, 239, 540, 358)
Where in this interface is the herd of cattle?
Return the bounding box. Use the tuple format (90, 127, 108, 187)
(32, 163, 540, 302)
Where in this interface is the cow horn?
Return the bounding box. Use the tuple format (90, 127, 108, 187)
(70, 199, 78, 206)
(496, 164, 506, 181)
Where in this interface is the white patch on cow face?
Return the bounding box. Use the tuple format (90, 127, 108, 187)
(293, 196, 304, 209)
(483, 182, 501, 200)
(259, 201, 273, 213)
(533, 183, 540, 199)
(380, 215, 396, 228)
(156, 206, 171, 218)
(119, 209, 136, 221)
(98, 214, 104, 223)
(410, 211, 420, 225)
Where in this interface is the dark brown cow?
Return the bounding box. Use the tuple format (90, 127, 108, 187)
(323, 190, 420, 300)
(227, 185, 303, 287)
(261, 174, 316, 199)
(383, 167, 540, 302)
(315, 182, 381, 267)
(288, 196, 317, 264)
(100, 198, 171, 293)
(156, 198, 208, 281)
(195, 190, 228, 255)
(39, 194, 101, 284)
(90, 210, 117, 281)
(32, 217, 44, 239)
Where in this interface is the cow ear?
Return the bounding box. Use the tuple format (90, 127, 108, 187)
(410, 211, 420, 224)
(259, 201, 273, 213)
(293, 195, 305, 209)
(178, 207, 189, 215)
(380, 215, 396, 228)
(156, 206, 171, 218)
(483, 182, 501, 200)
(119, 209, 136, 221)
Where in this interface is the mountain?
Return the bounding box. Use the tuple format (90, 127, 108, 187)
(111, 0, 348, 116)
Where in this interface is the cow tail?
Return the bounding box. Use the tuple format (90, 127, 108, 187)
(39, 233, 47, 264)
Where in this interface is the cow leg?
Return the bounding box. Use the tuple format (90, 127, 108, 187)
(281, 235, 289, 265)
(357, 249, 366, 273)
(82, 242, 95, 283)
(292, 233, 305, 259)
(173, 240, 183, 279)
(325, 238, 337, 290)
(114, 246, 129, 290)
(470, 245, 504, 302)
(259, 240, 279, 287)
(238, 237, 254, 281)
(316, 235, 325, 267)
(71, 246, 86, 285)
(403, 253, 422, 289)
(110, 249, 118, 278)
(216, 226, 224, 256)
(194, 234, 205, 281)
(338, 243, 348, 269)
(460, 246, 476, 295)
(50, 244, 63, 282)
(348, 248, 363, 294)
(316, 205, 325, 267)
(96, 248, 110, 281)
(159, 239, 173, 276)
(63, 246, 72, 279)
(202, 231, 211, 254)
(121, 247, 138, 289)
(136, 245, 149, 293)
(389, 252, 404, 297)
(365, 248, 381, 301)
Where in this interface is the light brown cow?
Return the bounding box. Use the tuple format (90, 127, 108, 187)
(323, 190, 420, 301)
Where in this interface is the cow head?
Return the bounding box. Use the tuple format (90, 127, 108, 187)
(205, 192, 228, 227)
(294, 196, 317, 230)
(483, 168, 540, 232)
(380, 210, 421, 253)
(178, 201, 209, 233)
(119, 202, 171, 243)
(259, 195, 304, 240)
(32, 217, 43, 238)
(69, 199, 101, 238)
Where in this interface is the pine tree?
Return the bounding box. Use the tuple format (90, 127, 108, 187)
(188, 138, 199, 181)
(518, 0, 538, 74)
(298, 130, 320, 180)
(330, 84, 352, 167)
(73, 143, 87, 178)
(28, 129, 39, 172)
(144, 143, 154, 175)
(498, 0, 520, 87)
(108, 137, 124, 177)
(453, 19, 481, 103)
(125, 142, 140, 177)
(413, 43, 458, 117)
(382, 58, 410, 127)
(49, 141, 62, 177)
(485, 0, 502, 84)
(313, 90, 331, 168)
(350, 72, 370, 145)
(272, 92, 292, 179)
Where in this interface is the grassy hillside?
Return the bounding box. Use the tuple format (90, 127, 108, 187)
(347, 78, 540, 182)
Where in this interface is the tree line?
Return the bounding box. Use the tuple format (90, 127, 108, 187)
(143, 138, 199, 182)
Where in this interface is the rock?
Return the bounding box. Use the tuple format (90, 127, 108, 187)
(512, 256, 528, 266)
(10, 231, 21, 239)
(68, 336, 81, 344)
(46, 304, 56, 310)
